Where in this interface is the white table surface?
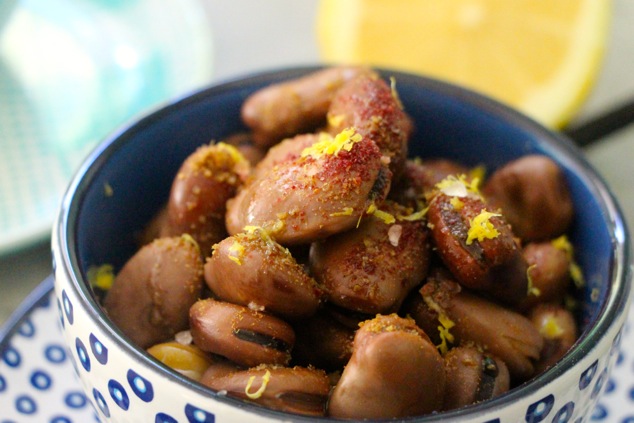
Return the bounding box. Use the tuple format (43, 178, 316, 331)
(1, 0, 634, 328)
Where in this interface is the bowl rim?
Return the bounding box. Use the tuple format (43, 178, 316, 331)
(54, 65, 632, 421)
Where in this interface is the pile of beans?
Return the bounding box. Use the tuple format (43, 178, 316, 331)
(102, 67, 580, 419)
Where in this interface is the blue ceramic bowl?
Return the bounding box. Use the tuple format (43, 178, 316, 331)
(52, 67, 632, 422)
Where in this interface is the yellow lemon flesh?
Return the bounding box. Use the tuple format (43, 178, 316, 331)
(316, 0, 610, 128)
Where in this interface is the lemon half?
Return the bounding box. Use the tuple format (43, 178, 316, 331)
(316, 0, 610, 128)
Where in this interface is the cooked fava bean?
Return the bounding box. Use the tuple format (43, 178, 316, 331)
(291, 310, 354, 371)
(529, 304, 578, 374)
(104, 236, 203, 348)
(482, 155, 573, 241)
(443, 346, 510, 410)
(204, 226, 323, 319)
(417, 273, 543, 381)
(327, 73, 413, 178)
(189, 299, 295, 367)
(427, 187, 529, 304)
(242, 66, 376, 148)
(147, 341, 213, 381)
(310, 201, 430, 314)
(519, 241, 572, 311)
(225, 128, 391, 244)
(164, 143, 250, 256)
(203, 365, 331, 416)
(328, 314, 445, 419)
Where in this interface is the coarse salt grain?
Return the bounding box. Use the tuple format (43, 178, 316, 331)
(388, 224, 402, 247)
(175, 330, 193, 345)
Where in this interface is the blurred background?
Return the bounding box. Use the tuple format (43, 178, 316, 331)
(1, 0, 633, 325)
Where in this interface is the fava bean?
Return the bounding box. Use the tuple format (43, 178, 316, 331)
(328, 314, 445, 419)
(483, 155, 573, 241)
(189, 299, 295, 367)
(202, 365, 331, 416)
(204, 226, 323, 319)
(104, 236, 203, 348)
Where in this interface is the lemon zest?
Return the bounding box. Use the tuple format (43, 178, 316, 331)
(389, 76, 404, 109)
(437, 313, 455, 355)
(450, 197, 464, 210)
(396, 206, 428, 221)
(367, 202, 395, 224)
(330, 207, 354, 217)
(228, 241, 245, 265)
(466, 210, 501, 245)
(245, 369, 271, 399)
(526, 264, 541, 297)
(551, 235, 585, 288)
(215, 141, 248, 166)
(540, 316, 564, 339)
(435, 174, 480, 197)
(327, 113, 345, 127)
(87, 264, 115, 290)
(301, 127, 362, 159)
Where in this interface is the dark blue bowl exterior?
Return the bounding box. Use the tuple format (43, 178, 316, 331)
(59, 67, 630, 421)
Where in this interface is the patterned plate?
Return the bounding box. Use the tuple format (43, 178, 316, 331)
(0, 277, 633, 423)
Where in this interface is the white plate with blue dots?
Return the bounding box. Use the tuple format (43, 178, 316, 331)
(1, 276, 633, 423)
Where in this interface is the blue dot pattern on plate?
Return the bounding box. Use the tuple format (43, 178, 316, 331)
(3, 285, 634, 422)
(0, 289, 95, 422)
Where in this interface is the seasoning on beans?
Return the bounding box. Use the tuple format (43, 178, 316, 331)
(100, 66, 583, 419)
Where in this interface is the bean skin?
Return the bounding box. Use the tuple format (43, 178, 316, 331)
(416, 274, 544, 382)
(204, 227, 323, 319)
(442, 346, 510, 410)
(202, 365, 331, 416)
(225, 130, 391, 245)
(103, 236, 203, 349)
(328, 314, 445, 419)
(250, 133, 320, 180)
(242, 66, 376, 148)
(327, 73, 413, 178)
(310, 201, 430, 314)
(189, 299, 295, 367)
(529, 304, 578, 374)
(164, 142, 250, 256)
(427, 190, 529, 304)
(482, 155, 574, 241)
(518, 241, 572, 311)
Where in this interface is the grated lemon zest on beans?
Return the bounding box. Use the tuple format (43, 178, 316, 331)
(437, 313, 455, 355)
(367, 202, 396, 224)
(245, 370, 271, 399)
(215, 141, 248, 166)
(540, 316, 565, 339)
(526, 264, 541, 297)
(330, 207, 354, 217)
(301, 127, 362, 159)
(228, 241, 245, 265)
(389, 76, 404, 109)
(87, 264, 115, 290)
(551, 235, 585, 288)
(450, 197, 464, 210)
(466, 210, 501, 245)
(469, 165, 486, 186)
(435, 174, 480, 197)
(397, 206, 428, 222)
(327, 113, 345, 127)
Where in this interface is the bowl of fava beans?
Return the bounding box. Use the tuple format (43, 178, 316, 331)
(52, 66, 631, 422)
